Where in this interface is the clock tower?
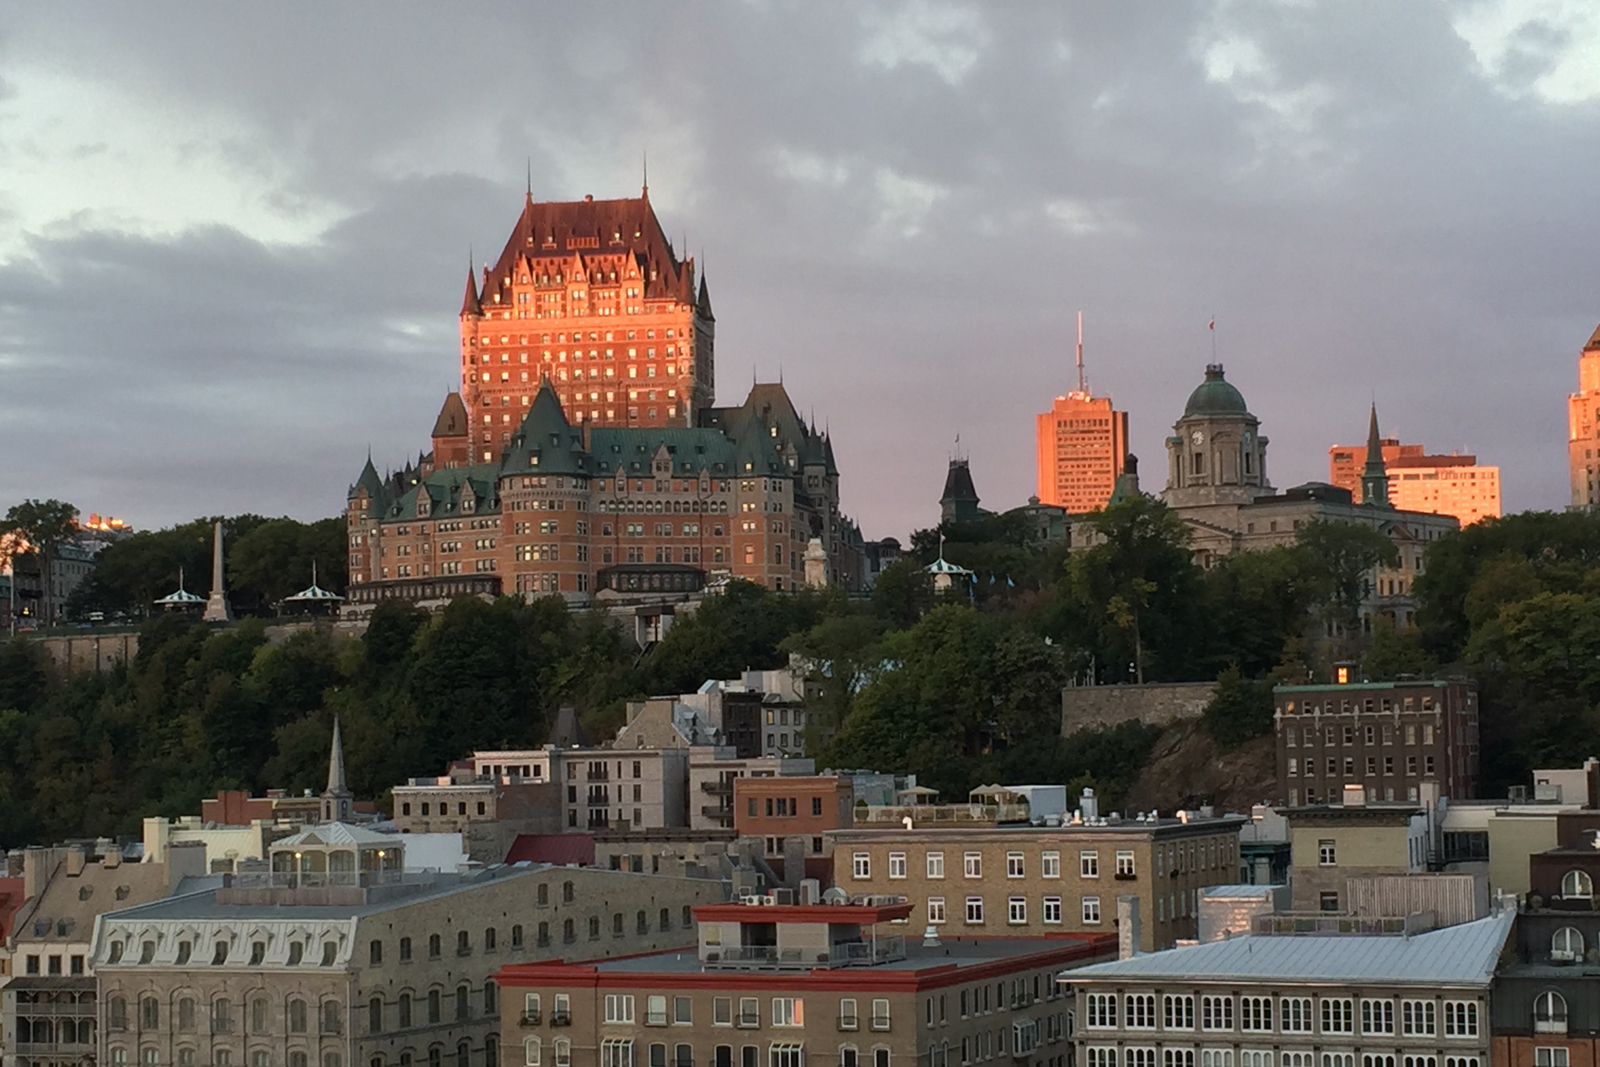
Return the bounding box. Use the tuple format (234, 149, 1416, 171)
(1163, 364, 1271, 509)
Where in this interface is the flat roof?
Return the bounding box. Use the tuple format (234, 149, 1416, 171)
(831, 815, 1246, 838)
(497, 934, 1113, 990)
(1061, 911, 1513, 987)
(1275, 680, 1460, 693)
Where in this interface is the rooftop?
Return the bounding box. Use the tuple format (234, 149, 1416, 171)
(1062, 910, 1513, 987)
(497, 933, 1112, 986)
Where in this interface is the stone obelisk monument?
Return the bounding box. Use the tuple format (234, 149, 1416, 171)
(202, 520, 233, 623)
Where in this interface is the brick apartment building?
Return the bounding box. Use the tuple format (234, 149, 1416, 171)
(496, 899, 1112, 1067)
(1275, 678, 1479, 805)
(734, 776, 856, 879)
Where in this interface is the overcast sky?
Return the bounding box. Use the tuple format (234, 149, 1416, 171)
(1, 1, 1597, 539)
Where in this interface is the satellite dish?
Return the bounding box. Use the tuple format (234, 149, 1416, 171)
(821, 887, 849, 905)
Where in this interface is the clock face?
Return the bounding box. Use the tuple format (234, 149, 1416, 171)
(1191, 430, 1204, 445)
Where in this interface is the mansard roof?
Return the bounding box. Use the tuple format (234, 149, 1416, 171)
(502, 384, 593, 477)
(482, 191, 696, 308)
(385, 464, 502, 521)
(588, 427, 738, 478)
(699, 382, 832, 475)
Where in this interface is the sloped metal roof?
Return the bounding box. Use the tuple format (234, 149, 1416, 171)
(1063, 910, 1513, 987)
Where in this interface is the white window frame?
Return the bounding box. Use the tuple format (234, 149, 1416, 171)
(888, 853, 907, 880)
(963, 853, 982, 879)
(1201, 997, 1233, 1032)
(1007, 897, 1027, 925)
(1006, 852, 1025, 878)
(1085, 994, 1117, 1030)
(1125, 994, 1156, 1030)
(1082, 896, 1101, 924)
(1239, 997, 1271, 1033)
(772, 999, 803, 1027)
(1321, 999, 1354, 1035)
(1361, 1000, 1394, 1036)
(927, 897, 946, 924)
(1043, 896, 1062, 925)
(606, 996, 636, 1025)
(965, 897, 985, 924)
(1281, 998, 1312, 1034)
(926, 852, 945, 879)
(852, 853, 871, 880)
(1042, 851, 1061, 879)
(1442, 1002, 1478, 1038)
(1164, 995, 1195, 1030)
(1115, 851, 1136, 877)
(1401, 1000, 1434, 1037)
(1080, 851, 1099, 878)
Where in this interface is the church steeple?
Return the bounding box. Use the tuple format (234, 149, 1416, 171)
(1361, 403, 1392, 507)
(320, 717, 354, 824)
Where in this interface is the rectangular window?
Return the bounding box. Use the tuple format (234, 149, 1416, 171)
(1006, 852, 1025, 878)
(1080, 851, 1100, 877)
(1202, 997, 1233, 1031)
(675, 998, 692, 1025)
(1361, 1000, 1394, 1035)
(1086, 994, 1117, 1029)
(1203, 1052, 1234, 1067)
(1082, 896, 1102, 923)
(1322, 999, 1353, 1034)
(964, 853, 982, 878)
(1043, 896, 1062, 924)
(713, 999, 732, 1027)
(1319, 840, 1337, 866)
(1240, 997, 1271, 1032)
(1042, 851, 1061, 878)
(1281, 998, 1312, 1034)
(647, 996, 668, 1026)
(888, 852, 907, 879)
(927, 852, 945, 878)
(771, 999, 803, 1027)
(606, 995, 636, 1025)
(965, 897, 985, 924)
(852, 853, 871, 879)
(1115, 851, 1136, 877)
(1125, 995, 1156, 1030)
(871, 999, 890, 1030)
(1401, 1001, 1434, 1036)
(1087, 1050, 1117, 1067)
(1443, 1002, 1478, 1038)
(839, 999, 858, 1030)
(1007, 897, 1027, 924)
(1164, 995, 1195, 1030)
(928, 897, 946, 924)
(738, 999, 759, 1028)
(1535, 1053, 1569, 1067)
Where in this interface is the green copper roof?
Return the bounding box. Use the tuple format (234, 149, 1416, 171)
(1183, 364, 1250, 417)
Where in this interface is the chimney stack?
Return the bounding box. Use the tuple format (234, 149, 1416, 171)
(1117, 895, 1141, 960)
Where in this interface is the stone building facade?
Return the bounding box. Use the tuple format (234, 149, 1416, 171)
(90, 836, 723, 1067)
(1568, 323, 1600, 509)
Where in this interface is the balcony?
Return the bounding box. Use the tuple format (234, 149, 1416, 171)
(701, 780, 734, 797)
(703, 936, 905, 971)
(552, 1010, 572, 1027)
(838, 1014, 859, 1032)
(701, 805, 734, 821)
(857, 803, 1031, 828)
(520, 1012, 542, 1027)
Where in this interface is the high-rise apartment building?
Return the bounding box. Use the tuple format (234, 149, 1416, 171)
(1329, 440, 1501, 526)
(1034, 317, 1128, 514)
(1569, 323, 1600, 508)
(461, 187, 713, 454)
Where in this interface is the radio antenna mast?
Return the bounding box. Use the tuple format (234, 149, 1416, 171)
(1075, 311, 1087, 394)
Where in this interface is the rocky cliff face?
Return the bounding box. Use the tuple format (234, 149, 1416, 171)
(1122, 719, 1279, 814)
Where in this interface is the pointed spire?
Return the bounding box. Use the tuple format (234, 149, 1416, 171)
(1361, 403, 1392, 508)
(461, 262, 483, 316)
(327, 716, 347, 795)
(697, 273, 714, 321)
(642, 150, 649, 198)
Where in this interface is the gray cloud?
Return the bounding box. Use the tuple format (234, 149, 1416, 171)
(0, 1, 1595, 537)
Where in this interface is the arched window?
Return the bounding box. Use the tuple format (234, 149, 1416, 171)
(553, 1039, 569, 1067)
(430, 1046, 443, 1067)
(290, 1053, 308, 1067)
(456, 986, 469, 1021)
(457, 1042, 471, 1067)
(324, 1055, 343, 1067)
(457, 931, 470, 955)
(536, 885, 548, 907)
(428, 990, 442, 1025)
(562, 881, 575, 903)
(370, 998, 384, 1034)
(511, 924, 525, 948)
(486, 1036, 500, 1067)
(112, 1048, 128, 1065)
(288, 999, 307, 1033)
(141, 997, 160, 1030)
(110, 997, 128, 1031)
(323, 1000, 342, 1034)
(1553, 927, 1585, 961)
(1563, 870, 1593, 899)
(399, 994, 413, 1029)
(1535, 992, 1568, 1033)
(526, 1039, 542, 1067)
(251, 999, 268, 1034)
(841, 1047, 859, 1067)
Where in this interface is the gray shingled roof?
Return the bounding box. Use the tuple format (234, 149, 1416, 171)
(1061, 910, 1513, 987)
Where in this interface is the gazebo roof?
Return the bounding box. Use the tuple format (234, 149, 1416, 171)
(154, 588, 205, 606)
(285, 584, 344, 603)
(274, 822, 401, 850)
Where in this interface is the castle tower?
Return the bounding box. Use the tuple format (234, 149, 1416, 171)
(1162, 364, 1271, 509)
(460, 189, 714, 462)
(320, 717, 355, 824)
(1570, 323, 1600, 508)
(940, 458, 982, 524)
(429, 392, 471, 471)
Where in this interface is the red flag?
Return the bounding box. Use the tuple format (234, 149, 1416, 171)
(1209, 318, 1215, 331)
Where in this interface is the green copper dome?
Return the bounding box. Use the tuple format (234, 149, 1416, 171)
(1183, 364, 1249, 416)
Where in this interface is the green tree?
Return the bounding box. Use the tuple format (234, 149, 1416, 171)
(870, 558, 935, 629)
(1202, 665, 1275, 747)
(1361, 617, 1437, 681)
(1295, 519, 1400, 631)
(1064, 496, 1201, 682)
(1, 499, 79, 626)
(781, 612, 887, 746)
